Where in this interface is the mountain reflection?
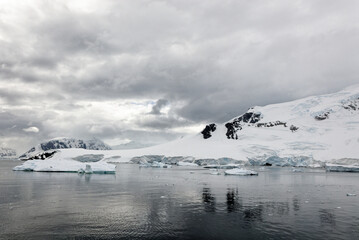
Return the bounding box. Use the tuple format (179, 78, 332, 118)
(226, 188, 241, 213)
(293, 196, 300, 212)
(202, 187, 216, 212)
(319, 209, 336, 226)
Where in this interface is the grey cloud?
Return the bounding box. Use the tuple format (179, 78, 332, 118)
(139, 116, 191, 130)
(1, 0, 359, 151)
(149, 99, 168, 115)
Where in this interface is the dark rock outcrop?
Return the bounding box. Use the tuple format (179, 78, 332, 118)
(201, 123, 217, 139)
(315, 112, 330, 120)
(224, 109, 261, 139)
(343, 98, 359, 111)
(290, 125, 299, 132)
(257, 121, 287, 128)
(21, 151, 57, 161)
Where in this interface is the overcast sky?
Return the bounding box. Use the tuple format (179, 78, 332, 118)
(1, 0, 359, 153)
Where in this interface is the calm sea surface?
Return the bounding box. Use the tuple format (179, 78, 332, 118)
(0, 160, 358, 240)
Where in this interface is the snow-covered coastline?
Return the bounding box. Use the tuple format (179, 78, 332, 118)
(13, 85, 359, 173)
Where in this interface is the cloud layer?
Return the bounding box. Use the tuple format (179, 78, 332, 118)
(1, 0, 359, 152)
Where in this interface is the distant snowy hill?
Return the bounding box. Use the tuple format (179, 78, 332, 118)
(19, 137, 111, 160)
(16, 85, 359, 168)
(111, 141, 154, 150)
(0, 147, 16, 159)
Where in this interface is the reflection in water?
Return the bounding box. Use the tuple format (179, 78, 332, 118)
(293, 196, 300, 212)
(1, 162, 359, 240)
(243, 205, 263, 222)
(319, 209, 336, 226)
(264, 202, 290, 216)
(226, 188, 240, 213)
(202, 188, 216, 212)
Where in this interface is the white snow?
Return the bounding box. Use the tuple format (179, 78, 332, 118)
(12, 84, 359, 171)
(224, 168, 258, 176)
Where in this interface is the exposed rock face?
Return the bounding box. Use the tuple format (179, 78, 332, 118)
(225, 109, 261, 139)
(256, 121, 287, 128)
(315, 112, 330, 120)
(201, 123, 217, 139)
(343, 98, 359, 111)
(21, 151, 57, 161)
(290, 125, 299, 132)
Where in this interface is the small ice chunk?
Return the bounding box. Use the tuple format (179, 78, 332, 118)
(224, 168, 258, 176)
(292, 168, 303, 172)
(85, 164, 93, 174)
(347, 193, 356, 197)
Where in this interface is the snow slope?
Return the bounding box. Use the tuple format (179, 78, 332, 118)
(14, 84, 359, 170)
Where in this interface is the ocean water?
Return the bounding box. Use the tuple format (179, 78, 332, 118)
(0, 160, 358, 239)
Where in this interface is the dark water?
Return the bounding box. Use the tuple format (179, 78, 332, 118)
(0, 161, 358, 240)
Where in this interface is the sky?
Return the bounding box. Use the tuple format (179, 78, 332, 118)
(1, 0, 359, 153)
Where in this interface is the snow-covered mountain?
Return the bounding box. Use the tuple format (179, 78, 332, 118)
(0, 147, 16, 159)
(15, 85, 359, 170)
(102, 84, 358, 165)
(19, 137, 111, 160)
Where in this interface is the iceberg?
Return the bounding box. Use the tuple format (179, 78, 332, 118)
(325, 164, 359, 172)
(347, 193, 356, 197)
(13, 151, 116, 174)
(224, 168, 258, 176)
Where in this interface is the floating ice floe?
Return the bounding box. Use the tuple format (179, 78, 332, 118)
(139, 161, 172, 168)
(347, 193, 356, 197)
(325, 164, 359, 172)
(210, 169, 221, 175)
(292, 168, 303, 172)
(224, 168, 258, 176)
